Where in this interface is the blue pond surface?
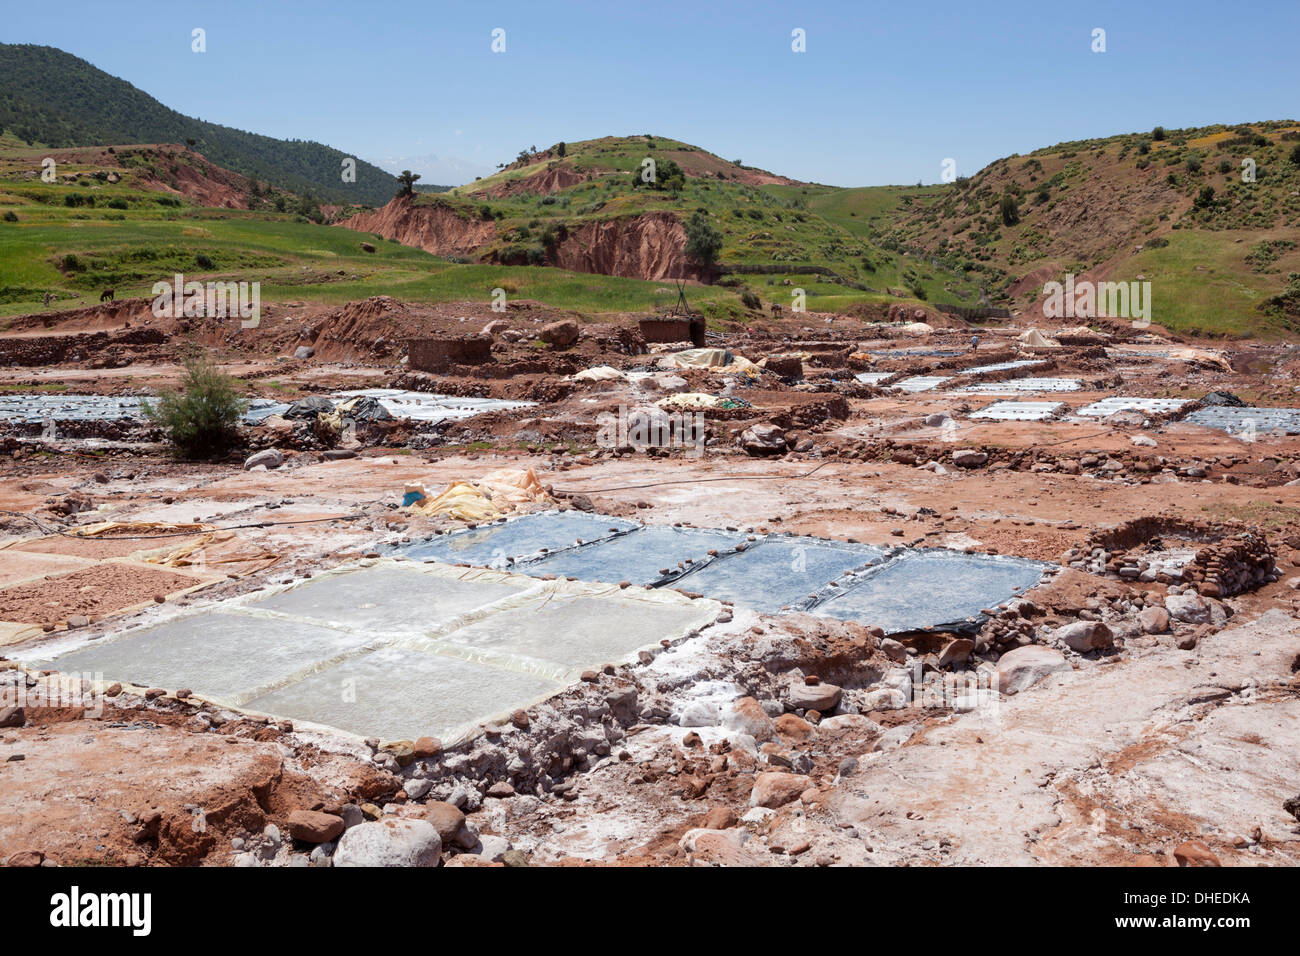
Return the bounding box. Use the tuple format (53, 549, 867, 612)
(525, 525, 743, 586)
(814, 549, 1046, 633)
(675, 536, 887, 613)
(395, 511, 637, 567)
(386, 513, 1049, 630)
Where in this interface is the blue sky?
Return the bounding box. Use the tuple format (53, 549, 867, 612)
(5, 0, 1298, 186)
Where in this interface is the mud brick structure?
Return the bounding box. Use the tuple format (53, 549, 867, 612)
(406, 334, 493, 372)
(639, 315, 706, 348)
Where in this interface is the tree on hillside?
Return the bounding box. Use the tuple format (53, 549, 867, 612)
(556, 141, 566, 157)
(396, 170, 420, 197)
(1152, 126, 1166, 141)
(684, 210, 723, 278)
(999, 193, 1020, 226)
(1290, 143, 1300, 166)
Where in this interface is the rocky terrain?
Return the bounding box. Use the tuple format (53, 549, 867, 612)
(1, 293, 1298, 869)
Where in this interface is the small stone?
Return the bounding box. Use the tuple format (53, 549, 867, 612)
(1172, 840, 1221, 867)
(412, 736, 443, 758)
(286, 810, 345, 844)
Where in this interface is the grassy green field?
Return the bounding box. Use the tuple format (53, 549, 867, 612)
(0, 132, 939, 321)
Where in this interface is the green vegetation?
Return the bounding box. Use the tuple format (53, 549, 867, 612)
(0, 43, 395, 204)
(684, 210, 722, 272)
(142, 355, 247, 458)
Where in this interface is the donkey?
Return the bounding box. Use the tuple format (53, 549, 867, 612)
(100, 288, 114, 303)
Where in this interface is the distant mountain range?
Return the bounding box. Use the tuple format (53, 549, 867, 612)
(0, 43, 396, 204)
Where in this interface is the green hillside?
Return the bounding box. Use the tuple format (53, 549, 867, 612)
(0, 43, 396, 205)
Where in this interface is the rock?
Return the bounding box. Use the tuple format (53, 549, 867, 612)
(723, 696, 775, 741)
(952, 449, 988, 468)
(679, 827, 759, 866)
(604, 685, 638, 724)
(1173, 840, 1221, 867)
(403, 778, 432, 800)
(539, 319, 580, 348)
(740, 424, 788, 456)
(1137, 606, 1170, 634)
(66, 615, 90, 628)
(773, 714, 816, 740)
(818, 714, 882, 735)
(0, 705, 26, 729)
(482, 319, 509, 337)
(936, 637, 974, 669)
(412, 736, 443, 758)
(1284, 794, 1300, 822)
(474, 835, 510, 861)
(424, 801, 472, 848)
(880, 637, 907, 662)
(996, 645, 1071, 694)
(286, 810, 344, 844)
(486, 781, 515, 798)
(293, 345, 314, 360)
(243, 449, 284, 471)
(750, 771, 812, 809)
(1166, 591, 1211, 624)
(332, 819, 442, 867)
(788, 681, 842, 713)
(1055, 620, 1114, 652)
(1132, 435, 1157, 447)
(702, 806, 738, 830)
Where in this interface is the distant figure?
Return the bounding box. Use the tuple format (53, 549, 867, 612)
(100, 288, 114, 303)
(970, 334, 980, 351)
(772, 304, 783, 317)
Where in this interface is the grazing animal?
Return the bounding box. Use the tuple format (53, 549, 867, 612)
(771, 303, 783, 316)
(42, 291, 55, 307)
(100, 288, 114, 303)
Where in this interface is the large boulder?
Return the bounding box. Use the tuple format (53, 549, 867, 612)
(749, 772, 812, 809)
(1054, 620, 1114, 652)
(332, 819, 442, 867)
(243, 449, 284, 471)
(952, 449, 988, 468)
(740, 424, 788, 456)
(539, 320, 580, 348)
(787, 681, 842, 713)
(424, 802, 474, 849)
(1137, 606, 1170, 634)
(723, 696, 775, 741)
(1166, 591, 1211, 624)
(996, 645, 1071, 694)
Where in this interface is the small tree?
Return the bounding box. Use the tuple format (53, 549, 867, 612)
(1152, 126, 1166, 141)
(556, 141, 567, 157)
(143, 356, 247, 458)
(1290, 143, 1300, 166)
(396, 170, 420, 197)
(684, 210, 723, 277)
(999, 193, 1020, 226)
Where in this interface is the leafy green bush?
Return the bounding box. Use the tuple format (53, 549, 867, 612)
(684, 211, 723, 273)
(106, 197, 128, 209)
(999, 193, 1020, 226)
(740, 290, 760, 310)
(1, 211, 16, 222)
(142, 357, 246, 458)
(195, 252, 215, 269)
